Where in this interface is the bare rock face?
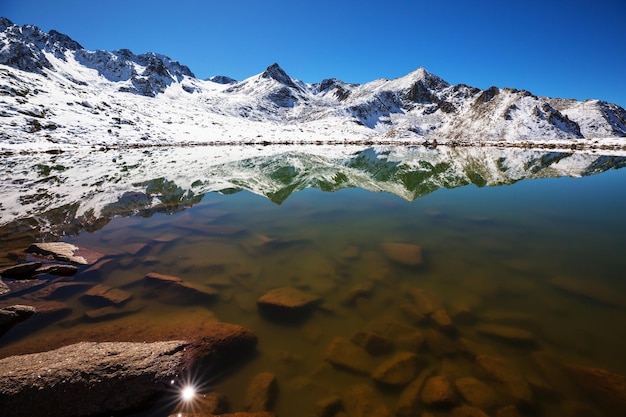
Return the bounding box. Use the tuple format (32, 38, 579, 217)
(245, 372, 278, 412)
(26, 242, 105, 265)
(0, 340, 189, 417)
(0, 304, 36, 335)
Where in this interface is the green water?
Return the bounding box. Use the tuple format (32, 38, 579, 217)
(1, 148, 626, 416)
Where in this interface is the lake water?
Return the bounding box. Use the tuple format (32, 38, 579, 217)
(1, 145, 626, 416)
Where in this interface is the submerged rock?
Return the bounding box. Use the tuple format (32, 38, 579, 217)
(0, 304, 36, 335)
(324, 337, 374, 375)
(450, 405, 490, 417)
(144, 272, 218, 302)
(565, 363, 626, 417)
(475, 355, 533, 408)
(421, 375, 459, 407)
(343, 384, 393, 417)
(381, 242, 423, 266)
(80, 284, 133, 307)
(396, 367, 434, 417)
(257, 287, 321, 321)
(454, 376, 498, 409)
(0, 262, 42, 278)
(351, 331, 394, 356)
(35, 263, 79, 276)
(475, 324, 535, 346)
(245, 372, 278, 412)
(26, 242, 105, 265)
(371, 352, 424, 387)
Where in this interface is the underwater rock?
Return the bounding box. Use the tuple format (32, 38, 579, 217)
(421, 375, 459, 407)
(371, 352, 424, 387)
(450, 405, 490, 417)
(475, 355, 534, 408)
(324, 337, 374, 375)
(342, 384, 393, 417)
(565, 363, 626, 417)
(80, 284, 133, 307)
(25, 281, 91, 300)
(454, 376, 498, 410)
(35, 263, 78, 276)
(351, 331, 394, 356)
(381, 242, 423, 266)
(0, 304, 36, 335)
(26, 242, 105, 265)
(316, 394, 343, 417)
(257, 287, 321, 321)
(0, 262, 42, 278)
(396, 367, 434, 417)
(475, 324, 535, 346)
(144, 272, 218, 302)
(245, 372, 278, 412)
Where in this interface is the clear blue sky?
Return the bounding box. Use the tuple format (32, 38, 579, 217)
(2, 0, 625, 107)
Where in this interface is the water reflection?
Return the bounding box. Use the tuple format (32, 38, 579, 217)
(1, 145, 625, 250)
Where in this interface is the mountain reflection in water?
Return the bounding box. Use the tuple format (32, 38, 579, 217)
(1, 145, 625, 249)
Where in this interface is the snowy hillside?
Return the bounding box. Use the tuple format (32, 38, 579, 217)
(1, 17, 626, 151)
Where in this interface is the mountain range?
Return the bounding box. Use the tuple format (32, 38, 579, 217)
(1, 17, 626, 150)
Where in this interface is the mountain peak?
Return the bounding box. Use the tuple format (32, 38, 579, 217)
(261, 63, 298, 89)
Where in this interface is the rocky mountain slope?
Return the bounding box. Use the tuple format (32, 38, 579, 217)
(1, 17, 626, 150)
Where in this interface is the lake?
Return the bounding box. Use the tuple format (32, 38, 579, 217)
(1, 145, 626, 417)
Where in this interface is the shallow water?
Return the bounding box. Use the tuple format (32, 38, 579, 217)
(1, 146, 626, 416)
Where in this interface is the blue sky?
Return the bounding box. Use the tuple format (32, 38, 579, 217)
(2, 0, 625, 107)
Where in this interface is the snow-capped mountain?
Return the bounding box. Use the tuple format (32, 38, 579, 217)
(1, 17, 626, 151)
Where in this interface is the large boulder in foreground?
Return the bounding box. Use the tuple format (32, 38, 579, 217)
(0, 322, 257, 417)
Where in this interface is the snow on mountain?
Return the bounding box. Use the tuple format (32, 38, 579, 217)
(1, 17, 625, 151)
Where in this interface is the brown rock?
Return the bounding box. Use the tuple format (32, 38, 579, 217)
(496, 405, 522, 417)
(35, 264, 78, 276)
(0, 262, 42, 278)
(0, 340, 190, 417)
(531, 351, 580, 398)
(170, 412, 274, 417)
(316, 394, 342, 417)
(324, 337, 373, 375)
(405, 288, 441, 316)
(257, 287, 321, 321)
(421, 375, 459, 407)
(257, 287, 321, 310)
(25, 282, 91, 300)
(351, 331, 394, 356)
(475, 324, 535, 346)
(245, 372, 278, 412)
(83, 301, 144, 321)
(454, 377, 497, 409)
(396, 367, 434, 417)
(450, 405, 490, 417)
(365, 317, 425, 352)
(475, 355, 533, 408)
(80, 284, 132, 307)
(371, 352, 424, 387)
(551, 276, 626, 308)
(341, 281, 374, 306)
(431, 308, 454, 332)
(198, 392, 230, 414)
(565, 364, 626, 417)
(0, 304, 36, 335)
(26, 242, 105, 265)
(400, 303, 428, 324)
(144, 272, 218, 302)
(343, 384, 393, 417)
(381, 242, 423, 266)
(424, 329, 457, 357)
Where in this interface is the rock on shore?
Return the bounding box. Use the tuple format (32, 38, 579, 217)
(0, 322, 257, 417)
